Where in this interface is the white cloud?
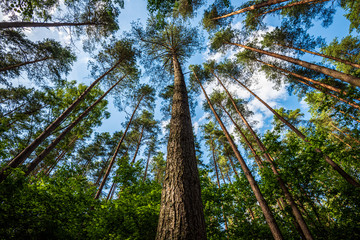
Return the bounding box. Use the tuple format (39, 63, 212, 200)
(161, 120, 170, 135)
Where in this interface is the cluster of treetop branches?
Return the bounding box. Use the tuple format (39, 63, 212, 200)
(0, 0, 359, 239)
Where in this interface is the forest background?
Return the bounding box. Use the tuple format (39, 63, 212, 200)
(0, 0, 359, 239)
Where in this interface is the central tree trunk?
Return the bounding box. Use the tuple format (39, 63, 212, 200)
(156, 56, 206, 240)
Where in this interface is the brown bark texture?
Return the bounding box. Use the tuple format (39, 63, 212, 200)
(156, 56, 206, 240)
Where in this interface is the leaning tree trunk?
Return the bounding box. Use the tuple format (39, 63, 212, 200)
(212, 0, 289, 20)
(0, 21, 100, 29)
(227, 42, 360, 88)
(156, 56, 206, 240)
(143, 149, 152, 181)
(256, 0, 328, 18)
(231, 75, 360, 187)
(0, 61, 122, 183)
(0, 57, 52, 72)
(255, 58, 360, 101)
(94, 93, 144, 199)
(220, 101, 313, 240)
(25, 76, 126, 176)
(193, 70, 284, 240)
(275, 43, 360, 69)
(131, 125, 145, 165)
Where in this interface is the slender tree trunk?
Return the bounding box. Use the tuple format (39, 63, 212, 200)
(156, 56, 206, 240)
(330, 132, 352, 149)
(212, 0, 289, 20)
(143, 149, 152, 181)
(331, 123, 360, 145)
(0, 57, 52, 72)
(94, 93, 144, 199)
(2, 103, 26, 117)
(219, 103, 263, 168)
(255, 58, 360, 101)
(193, 70, 284, 240)
(41, 137, 77, 176)
(227, 42, 360, 87)
(131, 125, 145, 165)
(277, 70, 360, 110)
(256, 0, 329, 18)
(335, 108, 360, 124)
(211, 144, 229, 236)
(225, 155, 240, 180)
(231, 75, 360, 187)
(275, 43, 360, 69)
(0, 21, 100, 29)
(218, 95, 313, 239)
(24, 76, 126, 176)
(0, 61, 123, 183)
(95, 154, 113, 187)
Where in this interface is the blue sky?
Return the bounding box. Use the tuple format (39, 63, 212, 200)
(1, 0, 356, 167)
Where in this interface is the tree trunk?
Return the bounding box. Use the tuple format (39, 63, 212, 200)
(212, 0, 289, 20)
(256, 0, 328, 18)
(0, 61, 123, 183)
(143, 149, 152, 181)
(335, 108, 360, 124)
(329, 132, 352, 149)
(0, 57, 52, 72)
(193, 70, 284, 240)
(41, 137, 77, 176)
(24, 75, 126, 176)
(94, 93, 144, 199)
(272, 67, 360, 110)
(156, 56, 206, 240)
(275, 43, 360, 69)
(227, 42, 360, 88)
(331, 123, 360, 145)
(255, 58, 360, 101)
(211, 140, 221, 187)
(231, 75, 360, 187)
(219, 103, 263, 168)
(0, 21, 100, 29)
(131, 125, 145, 165)
(218, 95, 313, 239)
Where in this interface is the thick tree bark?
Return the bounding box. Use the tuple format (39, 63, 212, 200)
(131, 125, 144, 165)
(156, 56, 206, 240)
(231, 75, 360, 187)
(0, 57, 52, 72)
(275, 43, 360, 69)
(24, 76, 126, 176)
(0, 21, 100, 29)
(0, 61, 122, 183)
(193, 70, 284, 240)
(227, 42, 360, 88)
(256, 0, 328, 18)
(212, 0, 289, 20)
(94, 94, 144, 199)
